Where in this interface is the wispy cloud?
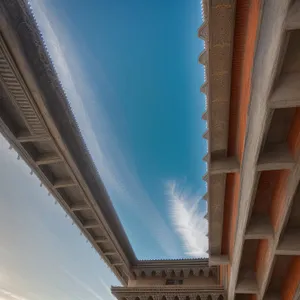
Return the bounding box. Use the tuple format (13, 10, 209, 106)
(166, 180, 208, 257)
(62, 269, 104, 300)
(0, 289, 30, 300)
(28, 0, 180, 257)
(99, 278, 115, 299)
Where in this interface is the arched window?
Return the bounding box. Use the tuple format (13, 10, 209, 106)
(207, 295, 212, 300)
(217, 296, 224, 300)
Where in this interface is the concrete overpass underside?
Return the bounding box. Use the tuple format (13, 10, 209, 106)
(201, 0, 300, 299)
(2, 0, 300, 300)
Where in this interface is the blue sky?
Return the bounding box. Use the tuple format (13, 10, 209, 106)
(0, 0, 206, 299)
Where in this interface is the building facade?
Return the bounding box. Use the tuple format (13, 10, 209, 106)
(0, 0, 300, 299)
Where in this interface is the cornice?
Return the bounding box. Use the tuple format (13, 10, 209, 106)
(199, 0, 236, 256)
(136, 258, 208, 265)
(112, 286, 224, 292)
(111, 286, 225, 300)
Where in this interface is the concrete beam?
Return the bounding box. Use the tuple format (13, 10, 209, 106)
(258, 159, 300, 299)
(228, 2, 292, 299)
(83, 220, 100, 229)
(53, 179, 76, 189)
(276, 228, 300, 255)
(257, 144, 294, 171)
(16, 131, 51, 143)
(112, 262, 124, 266)
(35, 153, 62, 165)
(210, 156, 240, 174)
(285, 0, 300, 30)
(70, 203, 90, 211)
(209, 255, 229, 266)
(269, 72, 300, 108)
(245, 215, 273, 240)
(103, 251, 117, 256)
(235, 278, 258, 294)
(94, 236, 108, 243)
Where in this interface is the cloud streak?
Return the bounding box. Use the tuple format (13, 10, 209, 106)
(0, 289, 30, 300)
(166, 180, 208, 257)
(28, 0, 180, 257)
(62, 269, 104, 300)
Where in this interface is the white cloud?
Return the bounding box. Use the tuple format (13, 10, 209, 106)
(28, 0, 180, 257)
(0, 289, 30, 300)
(166, 180, 208, 257)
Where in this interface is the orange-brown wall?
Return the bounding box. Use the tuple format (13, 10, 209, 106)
(221, 1, 261, 289)
(282, 257, 300, 300)
(288, 108, 300, 157)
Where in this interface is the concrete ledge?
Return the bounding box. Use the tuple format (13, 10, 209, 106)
(210, 157, 240, 174)
(245, 215, 274, 240)
(257, 144, 294, 171)
(285, 0, 300, 30)
(53, 178, 76, 189)
(276, 228, 300, 255)
(269, 72, 300, 108)
(209, 255, 229, 266)
(235, 278, 258, 294)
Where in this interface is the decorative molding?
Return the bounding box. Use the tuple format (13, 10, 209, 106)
(203, 130, 209, 139)
(203, 154, 209, 162)
(112, 287, 225, 300)
(198, 23, 208, 40)
(131, 266, 219, 279)
(198, 0, 236, 258)
(200, 82, 208, 95)
(202, 173, 209, 182)
(198, 50, 208, 65)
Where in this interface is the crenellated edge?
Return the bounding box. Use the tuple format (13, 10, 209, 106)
(198, 22, 208, 40)
(198, 50, 208, 65)
(198, 0, 236, 260)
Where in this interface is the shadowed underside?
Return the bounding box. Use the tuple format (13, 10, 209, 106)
(200, 0, 300, 299)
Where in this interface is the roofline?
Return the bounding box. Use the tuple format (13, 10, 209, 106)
(111, 286, 225, 292)
(134, 258, 208, 267)
(0, 0, 137, 264)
